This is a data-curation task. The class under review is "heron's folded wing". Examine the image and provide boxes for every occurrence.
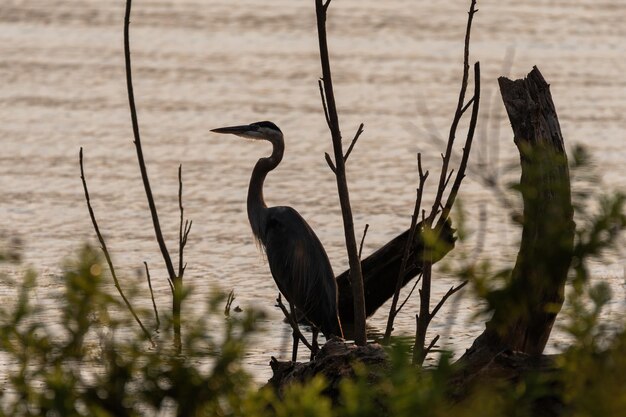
[263,206,335,318]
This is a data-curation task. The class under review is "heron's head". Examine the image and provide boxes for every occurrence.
[211,121,283,142]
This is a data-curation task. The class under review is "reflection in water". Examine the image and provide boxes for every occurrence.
[0,0,625,381]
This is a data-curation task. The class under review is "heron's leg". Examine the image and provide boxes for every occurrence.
[289,302,299,362]
[310,327,319,360]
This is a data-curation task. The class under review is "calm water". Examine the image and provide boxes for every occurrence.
[1,0,625,381]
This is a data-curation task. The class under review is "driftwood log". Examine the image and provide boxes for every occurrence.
[461,66,575,369]
[336,221,455,324]
[268,338,388,399]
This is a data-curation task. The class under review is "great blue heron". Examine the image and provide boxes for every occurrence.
[211,121,343,346]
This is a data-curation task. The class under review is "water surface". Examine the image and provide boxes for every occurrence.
[1,0,625,381]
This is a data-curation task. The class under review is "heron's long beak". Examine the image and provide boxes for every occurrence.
[210,125,255,135]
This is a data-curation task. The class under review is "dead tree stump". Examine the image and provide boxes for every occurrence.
[462,66,575,367]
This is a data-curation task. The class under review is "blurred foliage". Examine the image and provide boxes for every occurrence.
[0,234,22,263]
[0,214,625,417]
[0,144,625,416]
[445,145,625,324]
[0,245,262,417]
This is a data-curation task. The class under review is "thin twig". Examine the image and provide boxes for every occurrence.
[430,281,469,319]
[425,0,478,227]
[325,152,337,174]
[437,62,481,229]
[318,79,331,129]
[397,272,423,314]
[80,148,153,344]
[344,123,364,162]
[443,169,455,191]
[178,165,192,280]
[460,96,475,115]
[276,294,313,351]
[383,153,428,342]
[178,165,184,280]
[414,0,478,365]
[224,290,235,316]
[423,334,440,357]
[124,0,177,284]
[167,276,174,294]
[413,312,421,364]
[144,261,160,331]
[358,223,369,259]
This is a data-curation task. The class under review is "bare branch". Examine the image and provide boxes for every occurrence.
[80,148,153,344]
[417,153,427,178]
[383,153,428,342]
[318,79,331,129]
[344,123,364,162]
[276,294,313,351]
[224,290,236,316]
[124,0,177,284]
[144,261,160,331]
[437,62,481,229]
[397,272,423,314]
[430,281,469,320]
[315,0,367,345]
[424,334,440,357]
[460,96,475,115]
[324,152,337,174]
[425,0,478,227]
[178,165,185,280]
[177,165,193,281]
[185,220,192,240]
[443,169,455,191]
[414,0,478,366]
[182,220,188,246]
[358,223,369,259]
[126,0,188,353]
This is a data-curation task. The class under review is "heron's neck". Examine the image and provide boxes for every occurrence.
[247,136,284,239]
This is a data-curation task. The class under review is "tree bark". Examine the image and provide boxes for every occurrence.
[462,67,575,365]
[314,0,368,345]
[336,221,455,324]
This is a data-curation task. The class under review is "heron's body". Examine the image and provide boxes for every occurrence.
[212,121,342,338]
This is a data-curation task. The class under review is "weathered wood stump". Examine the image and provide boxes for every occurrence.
[461,66,575,368]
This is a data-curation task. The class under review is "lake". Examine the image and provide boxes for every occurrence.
[1,0,624,381]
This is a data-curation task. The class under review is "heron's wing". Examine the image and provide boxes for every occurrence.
[262,206,338,331]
